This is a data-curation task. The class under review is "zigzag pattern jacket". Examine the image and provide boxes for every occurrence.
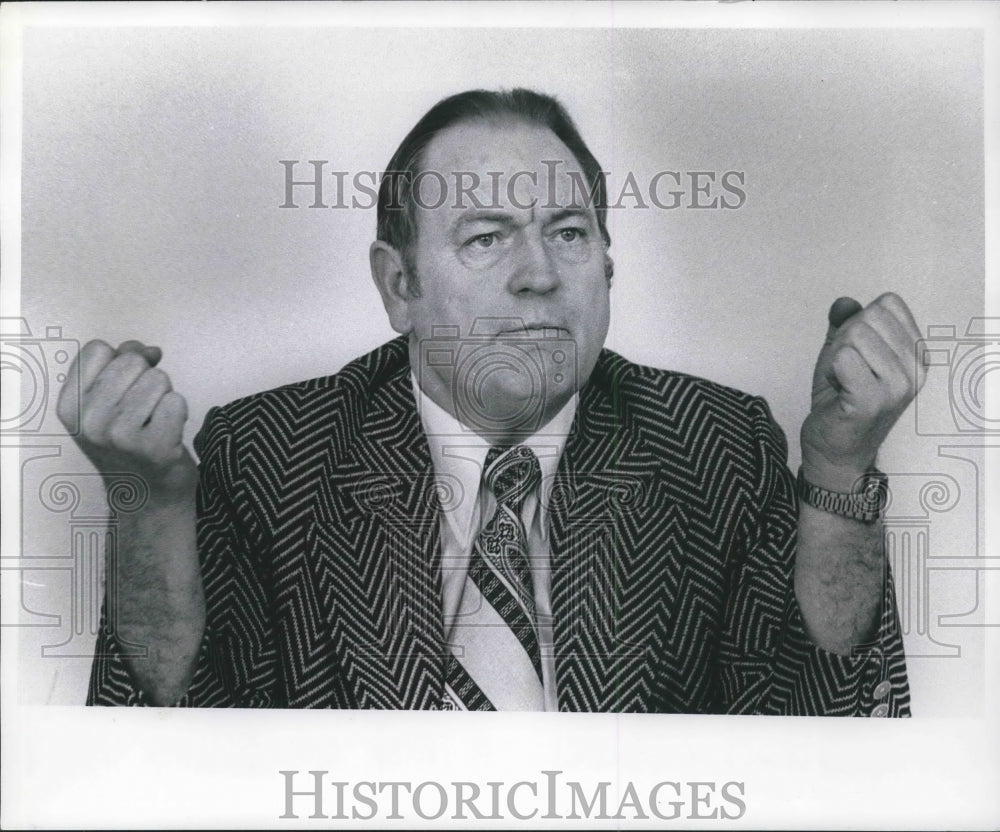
[89,336,910,715]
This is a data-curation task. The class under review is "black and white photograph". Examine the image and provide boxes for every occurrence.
[2,2,997,828]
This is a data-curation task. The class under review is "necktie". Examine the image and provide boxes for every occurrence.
[443,445,544,711]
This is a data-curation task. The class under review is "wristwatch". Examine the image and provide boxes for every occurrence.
[796,467,888,523]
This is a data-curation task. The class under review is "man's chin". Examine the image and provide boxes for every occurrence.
[457,383,573,440]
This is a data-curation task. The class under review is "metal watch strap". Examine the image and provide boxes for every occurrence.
[796,467,888,523]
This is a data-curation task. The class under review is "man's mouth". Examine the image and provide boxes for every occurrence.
[496,324,568,338]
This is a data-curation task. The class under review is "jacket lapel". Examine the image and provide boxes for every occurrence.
[549,352,689,712]
[310,360,446,709]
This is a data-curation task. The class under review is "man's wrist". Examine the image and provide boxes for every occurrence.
[799,454,876,493]
[797,466,888,523]
[101,457,198,511]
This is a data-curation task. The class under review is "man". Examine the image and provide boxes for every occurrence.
[59,89,925,713]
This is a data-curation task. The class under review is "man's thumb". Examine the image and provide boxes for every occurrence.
[116,340,163,367]
[826,296,863,340]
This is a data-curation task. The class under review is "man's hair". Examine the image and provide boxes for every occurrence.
[376,88,612,288]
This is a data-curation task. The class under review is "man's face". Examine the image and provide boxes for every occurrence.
[399,118,611,439]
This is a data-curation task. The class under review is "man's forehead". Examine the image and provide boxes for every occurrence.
[420,119,586,181]
[415,118,593,216]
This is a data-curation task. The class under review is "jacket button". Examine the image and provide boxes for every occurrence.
[873,680,891,699]
[870,703,890,717]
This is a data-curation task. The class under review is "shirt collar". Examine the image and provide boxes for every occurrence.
[412,372,577,547]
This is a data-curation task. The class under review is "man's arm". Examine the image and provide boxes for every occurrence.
[794,500,883,655]
[58,340,205,705]
[795,293,926,655]
[717,393,908,716]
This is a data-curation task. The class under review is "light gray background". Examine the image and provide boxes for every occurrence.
[16,26,986,713]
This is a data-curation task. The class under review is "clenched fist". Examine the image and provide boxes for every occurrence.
[801,292,926,492]
[57,339,197,500]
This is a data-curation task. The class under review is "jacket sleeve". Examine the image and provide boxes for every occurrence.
[87,406,278,707]
[717,396,910,717]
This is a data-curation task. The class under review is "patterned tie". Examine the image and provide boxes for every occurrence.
[443,445,544,711]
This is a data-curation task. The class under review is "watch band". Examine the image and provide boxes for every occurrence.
[796,467,888,523]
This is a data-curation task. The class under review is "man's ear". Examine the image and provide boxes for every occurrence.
[370,240,416,335]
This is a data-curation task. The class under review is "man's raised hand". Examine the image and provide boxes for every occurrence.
[57,339,197,499]
[801,292,926,492]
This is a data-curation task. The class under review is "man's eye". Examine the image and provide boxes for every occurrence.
[555,228,586,243]
[468,233,497,249]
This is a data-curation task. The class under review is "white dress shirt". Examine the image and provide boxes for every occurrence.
[412,374,577,711]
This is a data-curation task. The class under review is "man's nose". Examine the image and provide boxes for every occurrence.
[506,233,560,295]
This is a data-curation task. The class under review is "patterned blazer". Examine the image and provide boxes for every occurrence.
[89,336,910,715]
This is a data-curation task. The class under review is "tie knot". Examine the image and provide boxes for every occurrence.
[484,445,540,509]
